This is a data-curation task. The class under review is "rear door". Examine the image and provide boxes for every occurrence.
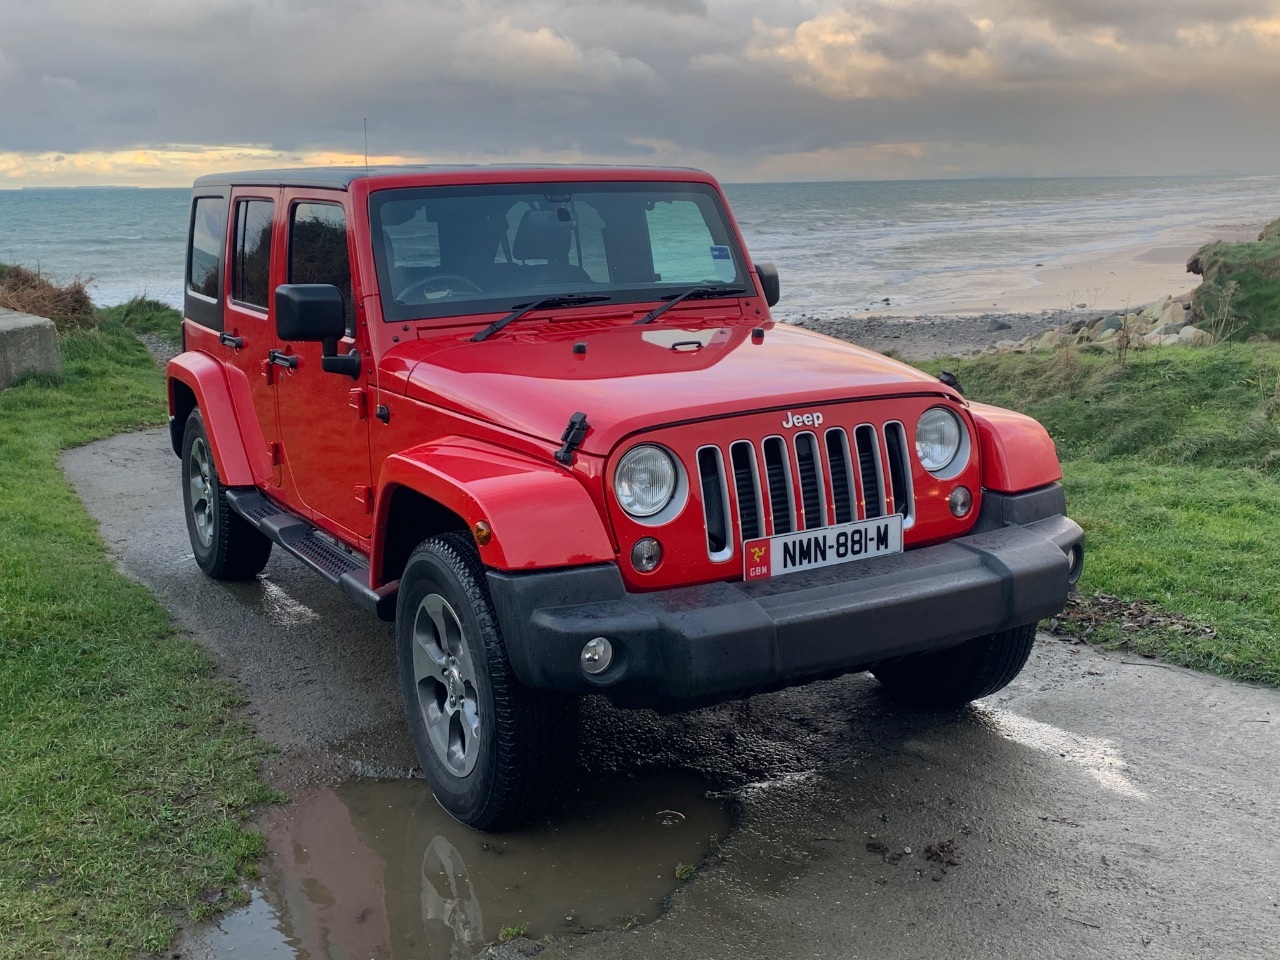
[222,189,284,488]
[273,190,374,544]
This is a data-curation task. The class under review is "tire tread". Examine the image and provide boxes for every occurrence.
[872,624,1037,708]
[398,531,578,831]
[182,409,272,581]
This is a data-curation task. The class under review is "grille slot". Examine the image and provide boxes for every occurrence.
[884,422,913,520]
[794,432,825,530]
[730,441,762,541]
[825,429,855,525]
[762,437,794,535]
[697,446,733,560]
[854,425,884,518]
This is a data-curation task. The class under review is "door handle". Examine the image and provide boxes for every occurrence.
[268,349,299,370]
[219,331,245,349]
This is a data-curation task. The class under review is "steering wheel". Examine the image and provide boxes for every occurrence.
[398,274,483,303]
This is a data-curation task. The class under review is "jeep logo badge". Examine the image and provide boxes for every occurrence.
[781,411,824,429]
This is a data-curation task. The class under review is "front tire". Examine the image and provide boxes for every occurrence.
[871,624,1038,708]
[396,531,579,831]
[180,408,272,580]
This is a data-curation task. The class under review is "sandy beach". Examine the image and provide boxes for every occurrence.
[791,220,1265,361]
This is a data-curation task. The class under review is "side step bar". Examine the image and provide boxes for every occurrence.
[226,489,398,621]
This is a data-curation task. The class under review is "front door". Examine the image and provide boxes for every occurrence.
[272,191,374,544]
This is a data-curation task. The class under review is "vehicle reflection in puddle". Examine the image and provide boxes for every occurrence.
[186,771,730,959]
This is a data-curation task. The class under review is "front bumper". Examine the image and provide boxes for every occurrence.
[487,485,1083,711]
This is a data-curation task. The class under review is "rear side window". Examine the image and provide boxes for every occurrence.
[290,202,354,335]
[188,197,226,300]
[232,199,274,311]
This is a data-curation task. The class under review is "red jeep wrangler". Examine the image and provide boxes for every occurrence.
[168,165,1083,829]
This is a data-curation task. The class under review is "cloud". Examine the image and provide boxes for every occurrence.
[0,0,1279,184]
[748,1,1280,99]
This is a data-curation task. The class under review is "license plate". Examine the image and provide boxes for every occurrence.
[743,515,903,581]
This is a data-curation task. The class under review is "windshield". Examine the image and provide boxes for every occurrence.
[369,181,750,322]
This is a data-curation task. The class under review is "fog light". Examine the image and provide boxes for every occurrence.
[948,486,973,517]
[631,537,663,573]
[581,637,613,675]
[1067,544,1084,584]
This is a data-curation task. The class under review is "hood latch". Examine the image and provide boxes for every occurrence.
[555,412,590,466]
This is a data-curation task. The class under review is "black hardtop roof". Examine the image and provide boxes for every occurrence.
[192,163,707,191]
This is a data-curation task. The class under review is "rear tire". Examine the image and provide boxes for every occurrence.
[181,408,272,580]
[396,531,579,831]
[872,624,1038,708]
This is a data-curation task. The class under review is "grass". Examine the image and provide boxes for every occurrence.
[923,344,1280,685]
[499,923,529,942]
[0,264,97,332]
[98,296,183,348]
[1189,216,1280,341]
[0,304,275,959]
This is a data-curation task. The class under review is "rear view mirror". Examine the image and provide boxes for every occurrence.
[755,262,780,307]
[274,284,361,378]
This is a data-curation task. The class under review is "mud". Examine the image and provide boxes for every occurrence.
[62,431,1280,960]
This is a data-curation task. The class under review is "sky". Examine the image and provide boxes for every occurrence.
[2,0,1279,187]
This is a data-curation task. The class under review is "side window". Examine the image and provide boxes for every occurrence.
[290,202,354,335]
[646,200,730,284]
[232,199,274,311]
[188,197,226,301]
[382,203,442,270]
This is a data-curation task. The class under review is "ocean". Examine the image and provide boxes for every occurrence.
[3,175,1279,319]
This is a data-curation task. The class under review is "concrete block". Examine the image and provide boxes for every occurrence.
[0,308,61,389]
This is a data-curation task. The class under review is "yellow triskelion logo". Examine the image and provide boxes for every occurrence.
[750,544,769,563]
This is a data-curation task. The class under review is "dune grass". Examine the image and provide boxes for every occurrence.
[99,296,183,347]
[924,344,1280,685]
[1189,216,1280,341]
[0,313,275,959]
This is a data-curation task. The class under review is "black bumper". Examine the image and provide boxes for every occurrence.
[487,485,1083,711]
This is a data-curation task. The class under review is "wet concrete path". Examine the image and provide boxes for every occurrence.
[64,430,1280,960]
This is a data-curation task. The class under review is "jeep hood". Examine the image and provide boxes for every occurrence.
[389,320,955,455]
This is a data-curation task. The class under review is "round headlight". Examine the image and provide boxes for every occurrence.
[615,445,677,518]
[916,408,963,473]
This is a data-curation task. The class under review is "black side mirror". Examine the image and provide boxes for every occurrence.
[275,284,361,378]
[755,262,780,307]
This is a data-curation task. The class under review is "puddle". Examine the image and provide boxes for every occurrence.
[182,772,730,959]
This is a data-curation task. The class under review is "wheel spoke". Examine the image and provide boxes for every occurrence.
[411,591,481,777]
[187,438,214,548]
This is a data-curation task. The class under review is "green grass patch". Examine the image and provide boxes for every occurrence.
[1189,216,1280,341]
[923,344,1280,685]
[99,296,183,348]
[0,319,275,959]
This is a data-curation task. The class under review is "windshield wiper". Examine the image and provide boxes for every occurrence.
[634,285,747,325]
[471,294,613,342]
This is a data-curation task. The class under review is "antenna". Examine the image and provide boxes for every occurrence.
[363,118,369,174]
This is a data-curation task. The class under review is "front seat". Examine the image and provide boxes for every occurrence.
[512,208,591,285]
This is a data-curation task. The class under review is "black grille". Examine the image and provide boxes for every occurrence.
[695,419,908,559]
[698,447,728,554]
[826,430,854,525]
[884,423,911,518]
[731,442,762,541]
[762,437,793,535]
[794,433,823,530]
[855,425,883,518]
